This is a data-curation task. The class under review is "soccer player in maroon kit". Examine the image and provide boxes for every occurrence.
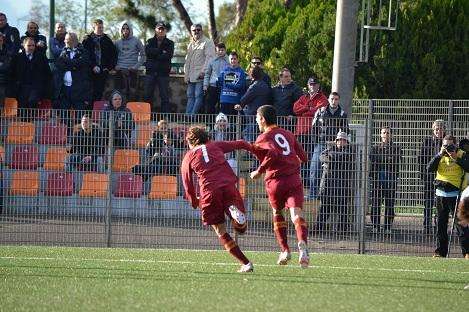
[181,126,253,272]
[250,105,310,267]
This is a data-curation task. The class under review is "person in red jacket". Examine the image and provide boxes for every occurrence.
[181,126,253,272]
[293,77,328,149]
[250,105,310,268]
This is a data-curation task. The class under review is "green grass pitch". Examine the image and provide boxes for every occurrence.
[0,246,468,311]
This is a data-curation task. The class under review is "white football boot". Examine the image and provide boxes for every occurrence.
[229,205,246,225]
[298,241,310,268]
[238,262,254,273]
[277,250,292,265]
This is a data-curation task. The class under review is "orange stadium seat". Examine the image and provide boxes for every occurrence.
[112,149,139,172]
[43,147,68,171]
[6,122,35,144]
[135,124,154,148]
[0,146,4,163]
[239,177,246,199]
[3,97,18,118]
[126,102,151,124]
[79,173,109,198]
[10,171,40,196]
[148,175,177,200]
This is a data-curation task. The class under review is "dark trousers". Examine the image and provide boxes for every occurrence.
[57,86,89,129]
[423,181,436,228]
[370,184,396,230]
[204,85,219,114]
[143,73,170,113]
[220,102,237,116]
[435,195,469,257]
[114,69,139,101]
[17,85,40,119]
[91,71,109,101]
[316,194,350,232]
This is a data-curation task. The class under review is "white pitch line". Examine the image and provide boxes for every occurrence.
[0,256,468,275]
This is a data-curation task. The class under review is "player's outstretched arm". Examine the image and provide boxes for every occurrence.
[214,140,253,154]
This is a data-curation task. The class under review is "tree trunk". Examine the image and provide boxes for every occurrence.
[172,0,193,34]
[235,0,248,26]
[207,0,218,43]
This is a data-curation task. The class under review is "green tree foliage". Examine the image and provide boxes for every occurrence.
[226,0,468,98]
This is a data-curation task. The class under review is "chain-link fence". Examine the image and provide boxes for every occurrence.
[0,99,468,257]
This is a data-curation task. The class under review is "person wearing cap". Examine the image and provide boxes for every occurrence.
[143,21,174,113]
[114,20,146,101]
[211,112,238,172]
[308,91,349,200]
[418,119,446,233]
[314,130,356,235]
[184,24,216,115]
[0,13,20,57]
[203,42,228,114]
[369,126,402,234]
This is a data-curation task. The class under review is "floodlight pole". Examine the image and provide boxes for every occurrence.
[49,0,55,57]
[331,0,359,116]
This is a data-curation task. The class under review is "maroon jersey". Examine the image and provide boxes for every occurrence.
[181,140,250,209]
[252,126,307,181]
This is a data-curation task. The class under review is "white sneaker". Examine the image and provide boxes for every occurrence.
[298,241,310,268]
[229,205,246,225]
[238,262,253,273]
[277,250,292,265]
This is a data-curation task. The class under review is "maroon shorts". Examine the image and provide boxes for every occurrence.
[266,174,304,210]
[199,183,245,225]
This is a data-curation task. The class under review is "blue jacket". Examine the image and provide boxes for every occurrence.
[240,79,271,115]
[218,66,247,104]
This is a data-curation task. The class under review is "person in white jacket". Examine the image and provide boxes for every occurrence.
[184,24,215,115]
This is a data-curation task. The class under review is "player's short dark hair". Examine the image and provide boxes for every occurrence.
[186,126,209,146]
[216,42,226,49]
[257,105,277,126]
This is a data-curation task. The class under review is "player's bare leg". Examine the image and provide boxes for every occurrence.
[290,207,310,268]
[272,208,291,265]
[212,223,253,272]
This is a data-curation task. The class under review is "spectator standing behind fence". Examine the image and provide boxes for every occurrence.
[143,22,174,113]
[211,112,238,173]
[308,91,349,200]
[20,22,47,57]
[314,131,355,235]
[203,42,228,114]
[272,68,302,121]
[248,56,271,87]
[12,37,51,117]
[236,66,272,143]
[54,33,92,123]
[0,33,14,106]
[49,22,66,62]
[370,126,402,234]
[418,119,446,233]
[114,21,145,102]
[82,19,117,102]
[184,24,215,115]
[104,90,134,148]
[0,13,20,57]
[426,135,469,258]
[68,114,106,172]
[293,77,328,154]
[218,51,247,116]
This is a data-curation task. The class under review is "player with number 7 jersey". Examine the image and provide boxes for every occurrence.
[181,126,254,272]
[250,105,310,268]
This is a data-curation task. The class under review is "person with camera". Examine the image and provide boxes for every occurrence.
[426,135,469,258]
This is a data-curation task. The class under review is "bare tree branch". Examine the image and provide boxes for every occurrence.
[207,0,218,43]
[235,0,248,26]
[171,0,193,34]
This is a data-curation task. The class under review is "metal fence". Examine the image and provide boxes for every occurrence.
[0,99,468,257]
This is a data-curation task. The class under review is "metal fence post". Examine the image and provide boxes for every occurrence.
[448,100,454,134]
[105,111,114,247]
[359,99,374,254]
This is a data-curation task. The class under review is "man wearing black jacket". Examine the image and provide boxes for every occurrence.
[143,21,174,113]
[0,13,20,57]
[427,135,469,258]
[12,37,51,116]
[82,19,117,102]
[20,22,47,56]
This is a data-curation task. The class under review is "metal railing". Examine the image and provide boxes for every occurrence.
[0,99,467,257]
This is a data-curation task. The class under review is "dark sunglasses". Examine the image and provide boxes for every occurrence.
[251,61,261,65]
[192,29,202,32]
